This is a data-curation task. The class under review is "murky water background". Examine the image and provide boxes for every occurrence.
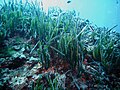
[0,0,120,32]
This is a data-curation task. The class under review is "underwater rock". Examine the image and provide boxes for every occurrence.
[1,50,27,69]
[11,76,27,90]
[29,57,38,61]
[20,47,25,53]
[5,57,27,69]
[12,52,26,59]
[12,45,21,51]
[31,74,39,81]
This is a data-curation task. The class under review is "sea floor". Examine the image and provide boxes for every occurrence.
[0,35,120,90]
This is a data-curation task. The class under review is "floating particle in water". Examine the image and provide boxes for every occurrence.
[116,0,119,4]
[67,0,71,3]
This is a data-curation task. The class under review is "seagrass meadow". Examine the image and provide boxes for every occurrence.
[0,0,120,90]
